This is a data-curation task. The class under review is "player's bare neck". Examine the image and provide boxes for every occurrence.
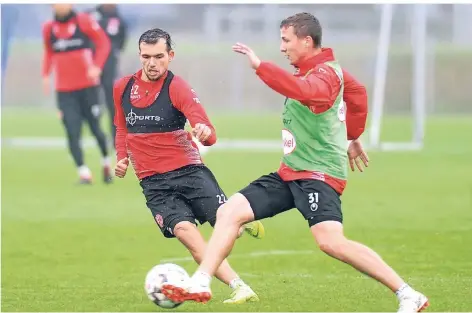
[295,48,323,68]
[140,73,151,83]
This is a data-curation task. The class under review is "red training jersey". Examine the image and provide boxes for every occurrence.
[42,12,111,92]
[113,70,217,180]
[255,48,368,195]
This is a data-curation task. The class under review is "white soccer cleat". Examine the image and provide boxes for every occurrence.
[397,291,429,313]
[161,278,212,304]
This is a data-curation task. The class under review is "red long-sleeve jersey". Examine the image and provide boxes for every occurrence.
[255,48,368,194]
[42,12,111,92]
[114,70,217,180]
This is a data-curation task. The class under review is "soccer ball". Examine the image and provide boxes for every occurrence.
[144,263,189,309]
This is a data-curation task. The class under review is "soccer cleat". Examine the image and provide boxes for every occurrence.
[77,166,92,185]
[103,166,113,184]
[78,176,92,185]
[223,285,259,304]
[243,221,265,239]
[397,291,429,313]
[161,280,212,304]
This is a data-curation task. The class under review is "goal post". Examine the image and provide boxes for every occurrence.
[366,4,428,152]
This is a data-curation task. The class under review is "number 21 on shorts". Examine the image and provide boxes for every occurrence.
[308,192,319,212]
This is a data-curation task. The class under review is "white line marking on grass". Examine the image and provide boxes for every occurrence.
[160,249,314,263]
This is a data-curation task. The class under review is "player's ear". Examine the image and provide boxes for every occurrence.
[168,50,175,62]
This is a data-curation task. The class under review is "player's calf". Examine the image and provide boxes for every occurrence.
[311,221,429,312]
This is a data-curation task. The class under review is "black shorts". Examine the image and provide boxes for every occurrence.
[139,164,227,238]
[56,87,102,122]
[239,172,342,227]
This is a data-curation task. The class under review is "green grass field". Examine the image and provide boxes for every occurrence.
[2,109,472,312]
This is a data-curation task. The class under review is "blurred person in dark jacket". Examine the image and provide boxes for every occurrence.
[88,4,128,146]
[42,4,112,184]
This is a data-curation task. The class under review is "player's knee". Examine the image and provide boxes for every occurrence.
[173,221,197,240]
[215,206,242,227]
[311,221,347,256]
[215,205,231,223]
[216,193,252,227]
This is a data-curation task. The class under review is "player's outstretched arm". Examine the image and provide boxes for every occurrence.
[169,76,217,146]
[255,61,333,102]
[232,42,332,102]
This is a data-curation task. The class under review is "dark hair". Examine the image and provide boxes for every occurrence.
[138,28,173,51]
[280,12,322,47]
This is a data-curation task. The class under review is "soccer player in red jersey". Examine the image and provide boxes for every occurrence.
[161,13,429,313]
[113,28,264,304]
[42,4,112,184]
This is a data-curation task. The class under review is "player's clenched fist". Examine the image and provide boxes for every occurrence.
[192,123,212,143]
[115,157,129,178]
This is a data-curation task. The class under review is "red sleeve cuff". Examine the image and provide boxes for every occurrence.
[116,154,127,161]
[201,131,217,146]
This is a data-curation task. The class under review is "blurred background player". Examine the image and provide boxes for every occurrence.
[113,28,264,304]
[87,4,128,146]
[161,13,429,313]
[42,4,112,184]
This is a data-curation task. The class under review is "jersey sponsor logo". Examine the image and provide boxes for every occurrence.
[52,38,85,51]
[126,109,163,126]
[282,129,296,155]
[338,101,346,122]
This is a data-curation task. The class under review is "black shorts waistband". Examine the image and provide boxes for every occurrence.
[140,164,207,183]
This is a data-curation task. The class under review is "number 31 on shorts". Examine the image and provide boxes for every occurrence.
[308,192,319,212]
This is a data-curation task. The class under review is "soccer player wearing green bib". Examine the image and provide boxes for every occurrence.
[161,13,429,312]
